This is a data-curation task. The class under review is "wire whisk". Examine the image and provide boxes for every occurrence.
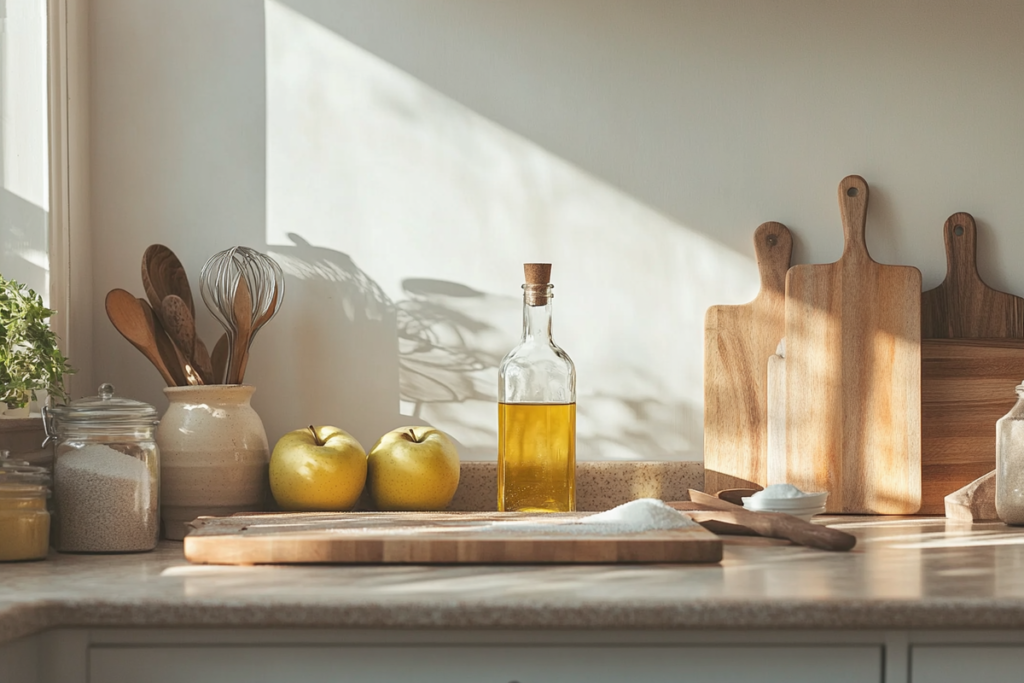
[200,246,285,384]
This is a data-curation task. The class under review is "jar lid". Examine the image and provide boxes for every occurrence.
[45,383,158,427]
[0,450,49,487]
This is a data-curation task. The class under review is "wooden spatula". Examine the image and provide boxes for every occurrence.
[704,222,792,493]
[161,294,213,384]
[784,175,922,514]
[105,289,186,387]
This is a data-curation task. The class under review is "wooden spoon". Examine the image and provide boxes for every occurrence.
[683,490,857,552]
[160,295,213,384]
[105,289,186,387]
[237,283,279,382]
[211,333,229,384]
[226,276,253,384]
[142,245,196,319]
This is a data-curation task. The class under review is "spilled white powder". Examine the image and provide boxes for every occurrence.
[490,498,698,535]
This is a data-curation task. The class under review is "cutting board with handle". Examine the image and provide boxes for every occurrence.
[704,222,792,494]
[184,511,723,565]
[784,175,922,514]
[919,213,1024,513]
[921,212,1024,338]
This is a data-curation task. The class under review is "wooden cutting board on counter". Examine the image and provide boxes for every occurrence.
[919,213,1024,513]
[704,222,792,493]
[184,512,724,565]
[784,175,922,514]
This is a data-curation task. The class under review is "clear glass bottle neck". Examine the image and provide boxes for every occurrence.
[522,284,554,342]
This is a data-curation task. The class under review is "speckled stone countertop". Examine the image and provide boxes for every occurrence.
[5,516,1024,643]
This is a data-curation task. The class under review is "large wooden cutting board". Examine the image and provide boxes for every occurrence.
[184,512,724,565]
[704,222,792,493]
[784,175,922,514]
[919,213,1024,513]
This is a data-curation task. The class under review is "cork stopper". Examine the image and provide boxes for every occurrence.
[523,263,553,305]
[524,263,551,285]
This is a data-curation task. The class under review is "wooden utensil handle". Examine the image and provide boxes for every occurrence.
[683,490,856,551]
[754,222,793,296]
[838,175,870,259]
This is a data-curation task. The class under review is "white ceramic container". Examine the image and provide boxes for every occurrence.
[156,385,269,540]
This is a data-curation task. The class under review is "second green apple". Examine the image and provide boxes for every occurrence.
[368,426,460,511]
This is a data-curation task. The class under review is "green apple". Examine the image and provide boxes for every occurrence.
[270,425,367,511]
[367,426,460,511]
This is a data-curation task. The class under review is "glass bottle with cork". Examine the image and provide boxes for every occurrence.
[498,263,576,512]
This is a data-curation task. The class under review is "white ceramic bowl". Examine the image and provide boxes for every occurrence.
[742,491,828,509]
[742,495,829,521]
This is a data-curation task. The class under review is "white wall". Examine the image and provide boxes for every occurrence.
[87,0,1024,461]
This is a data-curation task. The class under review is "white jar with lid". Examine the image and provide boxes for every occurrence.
[44,383,160,552]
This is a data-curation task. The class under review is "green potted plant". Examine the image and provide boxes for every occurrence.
[0,273,74,416]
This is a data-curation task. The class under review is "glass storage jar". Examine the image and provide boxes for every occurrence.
[997,381,1024,525]
[43,383,160,552]
[0,450,51,561]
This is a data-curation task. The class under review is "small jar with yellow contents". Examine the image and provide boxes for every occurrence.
[0,450,51,562]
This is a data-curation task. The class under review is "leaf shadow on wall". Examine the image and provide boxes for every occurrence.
[254,234,700,462]
[261,233,513,453]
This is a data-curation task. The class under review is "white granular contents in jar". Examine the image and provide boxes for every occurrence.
[490,499,699,536]
[55,444,157,552]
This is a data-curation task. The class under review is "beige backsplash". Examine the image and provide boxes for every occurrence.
[448,461,704,512]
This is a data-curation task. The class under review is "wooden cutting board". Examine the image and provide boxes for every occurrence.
[919,213,1024,513]
[184,512,724,565]
[921,212,1024,338]
[784,175,922,514]
[704,222,792,493]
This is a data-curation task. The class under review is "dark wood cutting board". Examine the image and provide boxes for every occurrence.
[919,213,1024,513]
[184,512,723,565]
[921,213,1024,338]
[704,222,792,493]
[784,175,922,514]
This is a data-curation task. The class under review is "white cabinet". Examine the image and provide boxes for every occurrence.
[89,644,883,683]
[912,646,1024,682]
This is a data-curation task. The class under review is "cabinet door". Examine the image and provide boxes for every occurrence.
[90,644,882,683]
[912,646,1024,681]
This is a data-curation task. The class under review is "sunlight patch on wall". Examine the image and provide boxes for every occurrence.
[0,0,50,301]
[265,0,756,461]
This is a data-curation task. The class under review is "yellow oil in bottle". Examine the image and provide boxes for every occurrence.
[498,402,576,512]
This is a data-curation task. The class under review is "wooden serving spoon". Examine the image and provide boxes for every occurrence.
[106,289,187,387]
[142,245,196,319]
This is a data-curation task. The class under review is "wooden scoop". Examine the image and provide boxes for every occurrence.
[676,490,857,552]
[106,289,187,387]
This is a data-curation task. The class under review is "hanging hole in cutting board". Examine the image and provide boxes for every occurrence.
[954,224,965,236]
[846,187,858,197]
